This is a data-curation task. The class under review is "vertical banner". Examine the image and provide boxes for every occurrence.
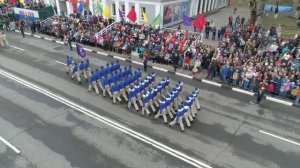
[163,4,172,25]
[76,44,87,58]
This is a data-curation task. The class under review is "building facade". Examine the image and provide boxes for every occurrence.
[55,0,228,27]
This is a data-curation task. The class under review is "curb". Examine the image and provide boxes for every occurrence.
[13,30,299,108]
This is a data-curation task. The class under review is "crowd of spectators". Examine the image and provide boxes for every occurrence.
[40,11,114,46]
[185,15,300,102]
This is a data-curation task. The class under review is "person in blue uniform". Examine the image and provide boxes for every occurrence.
[154,98,168,124]
[71,63,81,84]
[102,75,109,96]
[182,104,192,129]
[79,61,85,81]
[128,86,139,111]
[194,88,201,110]
[117,80,127,102]
[165,94,174,119]
[83,59,90,80]
[88,71,99,94]
[135,82,143,107]
[169,106,185,131]
[111,82,120,104]
[184,96,194,121]
[65,56,73,74]
[148,89,156,112]
[142,90,150,116]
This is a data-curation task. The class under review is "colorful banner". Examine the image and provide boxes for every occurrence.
[13,7,39,18]
[163,1,189,25]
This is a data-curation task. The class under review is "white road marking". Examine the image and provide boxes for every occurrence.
[55,60,67,66]
[153,66,168,72]
[56,41,64,45]
[201,79,222,87]
[0,68,211,168]
[8,45,25,51]
[132,61,143,66]
[44,37,52,41]
[114,56,126,61]
[84,48,92,52]
[232,88,255,96]
[33,35,41,38]
[0,136,21,154]
[266,96,293,106]
[24,32,31,35]
[259,130,300,146]
[96,51,108,56]
[175,72,193,79]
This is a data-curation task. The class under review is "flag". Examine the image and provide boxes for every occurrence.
[77,2,84,13]
[193,13,207,31]
[72,0,78,12]
[76,44,86,58]
[96,0,103,13]
[142,12,148,23]
[127,7,137,22]
[118,8,123,20]
[103,4,111,18]
[19,0,24,4]
[183,14,192,26]
[151,14,162,26]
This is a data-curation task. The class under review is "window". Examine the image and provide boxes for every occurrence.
[121,4,125,16]
[112,3,116,15]
[141,7,146,20]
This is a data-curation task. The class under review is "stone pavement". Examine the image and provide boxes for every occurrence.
[170,5,251,48]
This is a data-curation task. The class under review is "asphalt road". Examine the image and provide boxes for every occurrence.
[0,32,300,168]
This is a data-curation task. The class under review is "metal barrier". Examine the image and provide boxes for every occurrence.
[182,33,203,67]
[161,27,201,36]
[40,15,57,25]
[94,21,118,39]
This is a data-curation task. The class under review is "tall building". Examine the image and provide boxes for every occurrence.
[55,0,228,27]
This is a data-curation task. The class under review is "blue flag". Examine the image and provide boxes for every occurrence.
[76,44,86,58]
[183,14,192,26]
[77,3,85,14]
[118,8,123,20]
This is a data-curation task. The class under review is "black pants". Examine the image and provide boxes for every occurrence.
[143,61,147,72]
[68,41,72,51]
[20,29,25,37]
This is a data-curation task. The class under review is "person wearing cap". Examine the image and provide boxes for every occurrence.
[151,73,156,87]
[152,86,160,108]
[165,94,174,119]
[117,80,127,102]
[135,82,143,106]
[184,97,194,122]
[154,98,168,123]
[83,59,90,80]
[79,61,85,81]
[88,71,99,94]
[142,90,151,116]
[102,75,109,96]
[182,104,192,128]
[65,56,73,74]
[111,82,120,104]
[128,86,139,111]
[71,62,81,84]
[169,106,185,131]
[193,88,201,110]
[148,89,156,112]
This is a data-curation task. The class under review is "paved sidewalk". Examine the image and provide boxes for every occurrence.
[170,5,250,48]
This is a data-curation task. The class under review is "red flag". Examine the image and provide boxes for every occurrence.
[72,0,78,12]
[127,7,137,22]
[193,13,207,31]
